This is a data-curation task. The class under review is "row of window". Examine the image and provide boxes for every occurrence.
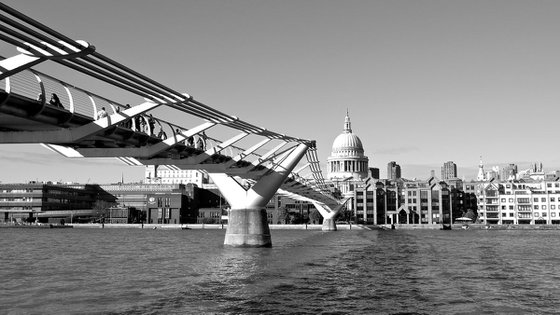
[0,189,36,193]
[0,197,34,202]
[482,197,560,204]
[481,212,559,218]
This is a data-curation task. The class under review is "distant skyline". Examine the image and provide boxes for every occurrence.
[2,0,560,184]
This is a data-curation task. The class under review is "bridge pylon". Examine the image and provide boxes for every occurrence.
[209,143,309,247]
[312,199,350,231]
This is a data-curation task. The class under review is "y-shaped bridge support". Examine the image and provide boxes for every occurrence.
[209,143,308,247]
[312,199,350,231]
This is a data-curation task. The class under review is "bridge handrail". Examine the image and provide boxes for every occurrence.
[1,66,265,162]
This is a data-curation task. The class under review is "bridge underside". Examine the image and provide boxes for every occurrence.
[0,91,340,247]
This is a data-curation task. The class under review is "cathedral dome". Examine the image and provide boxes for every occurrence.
[332,132,364,154]
[330,111,365,157]
[327,111,369,182]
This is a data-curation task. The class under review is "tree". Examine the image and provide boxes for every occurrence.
[309,209,323,224]
[288,212,304,224]
[337,207,354,223]
[276,207,289,224]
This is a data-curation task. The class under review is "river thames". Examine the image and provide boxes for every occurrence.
[2,227,560,314]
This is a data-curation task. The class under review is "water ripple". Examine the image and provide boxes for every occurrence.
[2,229,560,314]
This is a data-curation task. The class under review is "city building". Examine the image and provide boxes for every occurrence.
[354,177,476,225]
[0,181,219,225]
[100,183,202,224]
[0,182,114,223]
[387,161,401,180]
[500,164,518,181]
[475,178,560,225]
[441,161,457,180]
[144,165,208,186]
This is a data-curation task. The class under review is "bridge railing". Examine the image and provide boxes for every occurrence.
[1,65,267,164]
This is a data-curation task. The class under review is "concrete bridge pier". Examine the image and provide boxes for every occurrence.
[224,208,271,246]
[313,199,349,232]
[209,143,308,247]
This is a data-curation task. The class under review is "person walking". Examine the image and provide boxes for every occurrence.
[97,107,108,119]
[49,93,63,108]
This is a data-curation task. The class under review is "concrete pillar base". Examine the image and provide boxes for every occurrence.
[224,208,271,247]
[322,218,337,231]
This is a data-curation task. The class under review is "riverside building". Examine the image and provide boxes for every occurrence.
[353,177,476,225]
[0,182,114,223]
[475,179,560,225]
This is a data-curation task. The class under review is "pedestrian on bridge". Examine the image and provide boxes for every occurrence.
[123,104,132,129]
[148,114,156,136]
[49,93,63,108]
[97,107,108,119]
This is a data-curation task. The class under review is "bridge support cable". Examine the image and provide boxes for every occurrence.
[208,143,308,247]
[0,3,95,80]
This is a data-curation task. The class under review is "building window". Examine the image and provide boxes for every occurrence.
[543,205,547,210]
[534,205,539,210]
[552,205,556,210]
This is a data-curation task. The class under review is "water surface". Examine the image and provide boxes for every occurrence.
[1,228,560,314]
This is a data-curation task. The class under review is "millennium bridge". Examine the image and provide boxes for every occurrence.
[0,3,348,246]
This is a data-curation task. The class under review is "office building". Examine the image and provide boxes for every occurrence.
[0,182,114,223]
[387,161,401,180]
[441,161,457,180]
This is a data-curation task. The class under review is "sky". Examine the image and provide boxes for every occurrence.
[2,0,560,184]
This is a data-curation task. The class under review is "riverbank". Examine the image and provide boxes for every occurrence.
[61,223,379,230]
[385,223,560,230]
[4,222,559,230]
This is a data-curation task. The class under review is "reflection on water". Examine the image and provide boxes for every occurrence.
[1,228,560,314]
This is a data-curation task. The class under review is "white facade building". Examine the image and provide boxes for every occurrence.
[476,179,560,224]
[144,165,208,187]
